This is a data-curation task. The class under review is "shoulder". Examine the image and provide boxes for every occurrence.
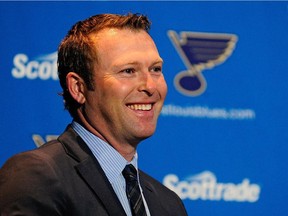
[0,139,66,192]
[0,140,69,214]
[1,139,65,173]
[1,139,61,167]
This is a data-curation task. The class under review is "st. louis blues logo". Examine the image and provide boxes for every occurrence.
[168,30,238,96]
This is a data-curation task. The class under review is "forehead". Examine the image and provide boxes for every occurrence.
[90,28,154,47]
[90,28,161,66]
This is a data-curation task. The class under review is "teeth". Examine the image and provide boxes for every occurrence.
[127,104,152,111]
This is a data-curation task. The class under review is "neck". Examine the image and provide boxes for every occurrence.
[74,111,138,162]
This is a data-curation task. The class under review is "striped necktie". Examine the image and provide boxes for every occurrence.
[122,164,147,216]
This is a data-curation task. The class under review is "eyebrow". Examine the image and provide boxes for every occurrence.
[152,59,164,65]
[113,59,163,69]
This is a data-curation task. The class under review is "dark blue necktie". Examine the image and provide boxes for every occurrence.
[122,164,147,216]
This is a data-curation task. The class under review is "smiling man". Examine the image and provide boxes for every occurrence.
[0,13,188,216]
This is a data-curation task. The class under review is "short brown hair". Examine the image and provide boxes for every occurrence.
[58,13,151,118]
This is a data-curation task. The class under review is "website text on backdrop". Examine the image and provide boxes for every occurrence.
[0,13,188,216]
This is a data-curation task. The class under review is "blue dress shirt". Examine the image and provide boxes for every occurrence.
[72,121,150,216]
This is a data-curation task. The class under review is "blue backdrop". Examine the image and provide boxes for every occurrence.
[1,1,288,215]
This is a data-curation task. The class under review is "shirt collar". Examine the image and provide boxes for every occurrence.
[71,121,138,184]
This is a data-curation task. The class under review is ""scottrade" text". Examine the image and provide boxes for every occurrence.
[163,171,260,202]
[12,52,58,80]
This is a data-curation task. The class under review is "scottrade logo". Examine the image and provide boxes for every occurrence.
[163,171,261,202]
[12,52,58,80]
[168,31,238,96]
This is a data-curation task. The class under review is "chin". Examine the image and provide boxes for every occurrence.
[137,131,155,141]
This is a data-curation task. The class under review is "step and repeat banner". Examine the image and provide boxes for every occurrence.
[1,1,287,215]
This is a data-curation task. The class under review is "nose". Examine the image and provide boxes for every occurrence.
[138,71,157,96]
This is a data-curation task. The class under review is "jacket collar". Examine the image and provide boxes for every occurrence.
[140,171,170,215]
[58,125,127,216]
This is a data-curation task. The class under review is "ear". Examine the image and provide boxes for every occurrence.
[66,72,86,104]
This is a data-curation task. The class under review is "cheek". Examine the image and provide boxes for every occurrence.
[103,80,133,100]
[159,78,168,98]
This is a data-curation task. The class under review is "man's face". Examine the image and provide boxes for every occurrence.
[83,28,167,147]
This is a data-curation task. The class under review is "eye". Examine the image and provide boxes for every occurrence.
[151,66,162,73]
[121,68,135,74]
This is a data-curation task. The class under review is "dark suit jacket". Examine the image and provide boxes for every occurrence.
[0,126,188,216]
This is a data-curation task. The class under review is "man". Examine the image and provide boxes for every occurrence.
[0,13,188,215]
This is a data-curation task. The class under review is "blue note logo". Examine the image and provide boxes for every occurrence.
[168,31,238,96]
[32,134,58,147]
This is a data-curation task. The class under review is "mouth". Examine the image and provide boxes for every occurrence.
[127,103,153,111]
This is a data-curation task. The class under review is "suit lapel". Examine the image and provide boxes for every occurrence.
[58,126,126,216]
[75,158,126,216]
[140,174,169,215]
